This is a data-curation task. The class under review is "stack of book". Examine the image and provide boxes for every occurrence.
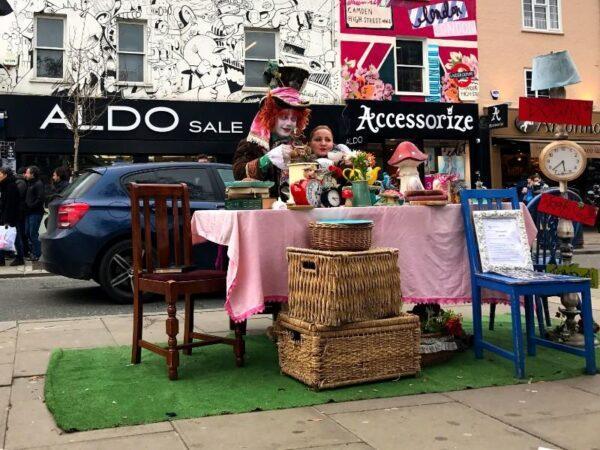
[224,181,274,210]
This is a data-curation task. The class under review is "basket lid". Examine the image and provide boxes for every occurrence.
[316,219,374,226]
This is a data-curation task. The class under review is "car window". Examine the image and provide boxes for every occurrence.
[61,171,102,199]
[216,168,234,184]
[122,168,218,201]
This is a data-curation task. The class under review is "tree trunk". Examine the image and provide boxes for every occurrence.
[73,132,80,175]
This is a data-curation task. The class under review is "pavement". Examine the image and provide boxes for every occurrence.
[2,308,600,450]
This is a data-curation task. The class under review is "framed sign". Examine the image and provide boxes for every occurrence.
[487,104,508,129]
[472,210,533,273]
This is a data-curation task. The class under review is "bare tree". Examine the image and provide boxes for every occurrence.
[52,15,120,175]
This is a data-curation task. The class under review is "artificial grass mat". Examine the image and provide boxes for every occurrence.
[45,317,600,432]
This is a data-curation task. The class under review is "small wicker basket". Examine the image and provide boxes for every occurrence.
[308,221,373,251]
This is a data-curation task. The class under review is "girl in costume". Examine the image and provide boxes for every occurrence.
[232,81,311,199]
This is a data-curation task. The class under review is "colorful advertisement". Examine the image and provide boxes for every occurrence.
[439,47,479,103]
[346,0,394,29]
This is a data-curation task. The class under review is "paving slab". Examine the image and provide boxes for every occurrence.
[314,393,452,415]
[0,386,10,449]
[28,431,187,450]
[0,363,12,386]
[446,382,600,424]
[16,319,117,352]
[173,407,362,450]
[329,401,553,450]
[558,375,600,397]
[4,377,174,449]
[293,444,374,450]
[13,349,52,377]
[0,322,17,333]
[102,314,174,347]
[0,326,17,365]
[520,411,600,450]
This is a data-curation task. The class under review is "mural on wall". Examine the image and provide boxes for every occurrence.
[0,0,339,104]
[339,0,478,102]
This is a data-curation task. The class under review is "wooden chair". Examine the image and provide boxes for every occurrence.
[460,188,596,378]
[129,182,245,380]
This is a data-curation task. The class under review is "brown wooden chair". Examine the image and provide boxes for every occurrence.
[128,182,245,380]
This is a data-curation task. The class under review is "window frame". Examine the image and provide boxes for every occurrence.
[524,68,550,98]
[116,20,147,85]
[394,38,429,96]
[33,14,66,81]
[521,0,563,34]
[243,28,279,92]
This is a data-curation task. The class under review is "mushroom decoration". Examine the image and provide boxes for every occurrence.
[387,141,428,194]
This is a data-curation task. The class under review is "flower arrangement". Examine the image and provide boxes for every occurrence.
[420,309,465,339]
[341,59,394,101]
[342,150,380,183]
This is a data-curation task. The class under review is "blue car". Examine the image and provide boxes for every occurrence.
[41,162,233,303]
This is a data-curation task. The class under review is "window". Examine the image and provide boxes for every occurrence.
[118,22,145,82]
[522,0,561,32]
[35,16,64,78]
[524,69,550,98]
[244,30,277,89]
[122,168,218,202]
[395,39,426,94]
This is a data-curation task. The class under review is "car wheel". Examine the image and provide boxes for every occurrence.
[98,240,135,304]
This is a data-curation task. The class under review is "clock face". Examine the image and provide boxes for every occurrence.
[540,142,586,181]
[321,188,341,207]
[305,180,323,207]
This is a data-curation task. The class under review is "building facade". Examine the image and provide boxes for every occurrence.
[477,0,600,193]
[0,0,482,184]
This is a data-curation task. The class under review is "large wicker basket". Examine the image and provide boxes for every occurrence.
[276,313,421,390]
[308,222,372,251]
[287,247,402,326]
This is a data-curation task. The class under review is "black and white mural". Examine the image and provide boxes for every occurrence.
[0,0,339,103]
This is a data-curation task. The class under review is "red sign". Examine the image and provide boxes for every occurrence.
[519,97,593,126]
[449,63,474,88]
[538,194,599,226]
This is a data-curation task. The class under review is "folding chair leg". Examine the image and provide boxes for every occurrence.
[534,295,546,338]
[489,302,497,331]
[183,294,193,356]
[131,284,143,364]
[165,287,180,380]
[524,295,536,356]
[542,296,552,327]
[472,285,483,359]
[580,289,597,375]
[510,293,525,379]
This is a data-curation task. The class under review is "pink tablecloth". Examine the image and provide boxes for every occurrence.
[191,205,537,322]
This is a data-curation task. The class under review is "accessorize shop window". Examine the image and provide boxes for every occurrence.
[118,22,146,82]
[244,29,277,89]
[522,0,561,32]
[395,39,426,94]
[35,16,65,79]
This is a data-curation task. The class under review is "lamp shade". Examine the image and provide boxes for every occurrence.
[531,51,581,91]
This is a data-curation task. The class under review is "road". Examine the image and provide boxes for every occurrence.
[0,276,225,322]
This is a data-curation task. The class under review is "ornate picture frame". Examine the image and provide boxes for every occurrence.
[472,209,533,273]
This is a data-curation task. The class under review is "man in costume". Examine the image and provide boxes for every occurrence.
[232,65,311,199]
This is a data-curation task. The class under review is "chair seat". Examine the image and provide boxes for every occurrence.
[141,269,226,283]
[476,271,585,285]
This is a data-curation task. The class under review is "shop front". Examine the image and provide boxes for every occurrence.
[0,94,344,179]
[341,100,481,187]
[489,108,600,196]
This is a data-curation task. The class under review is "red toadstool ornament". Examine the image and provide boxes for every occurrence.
[388,141,428,194]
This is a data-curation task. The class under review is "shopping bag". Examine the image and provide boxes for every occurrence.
[0,226,17,252]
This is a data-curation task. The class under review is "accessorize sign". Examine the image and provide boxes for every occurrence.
[343,100,478,140]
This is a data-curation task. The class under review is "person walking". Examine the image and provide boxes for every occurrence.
[24,166,45,262]
[0,167,22,266]
[14,167,28,260]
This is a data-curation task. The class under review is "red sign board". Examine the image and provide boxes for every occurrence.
[449,63,474,88]
[519,97,593,126]
[538,194,599,226]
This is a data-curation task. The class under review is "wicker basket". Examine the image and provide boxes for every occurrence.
[420,333,458,367]
[308,222,373,251]
[276,313,421,390]
[287,247,402,326]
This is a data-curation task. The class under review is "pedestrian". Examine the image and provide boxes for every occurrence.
[197,154,216,163]
[51,166,71,197]
[24,166,45,262]
[0,167,23,266]
[14,167,29,259]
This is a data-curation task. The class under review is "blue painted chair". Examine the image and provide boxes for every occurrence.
[526,188,583,330]
[460,188,596,378]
